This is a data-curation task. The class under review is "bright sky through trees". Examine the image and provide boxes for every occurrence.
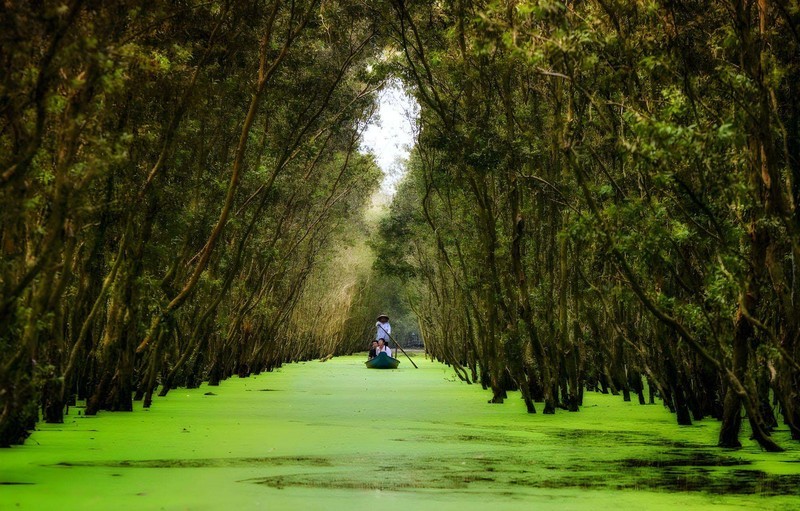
[360,80,419,196]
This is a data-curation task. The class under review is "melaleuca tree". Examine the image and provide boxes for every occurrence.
[382,0,799,451]
[0,0,387,446]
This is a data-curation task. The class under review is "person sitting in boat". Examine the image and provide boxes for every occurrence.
[368,340,379,360]
[376,338,392,357]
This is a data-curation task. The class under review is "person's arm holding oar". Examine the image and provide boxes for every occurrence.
[376,318,418,369]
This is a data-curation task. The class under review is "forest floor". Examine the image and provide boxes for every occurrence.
[1,355,799,510]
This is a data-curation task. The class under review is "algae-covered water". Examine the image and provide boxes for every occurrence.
[2,355,799,510]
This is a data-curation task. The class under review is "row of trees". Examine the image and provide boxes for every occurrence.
[378,0,799,451]
[0,0,385,446]
[4,0,798,453]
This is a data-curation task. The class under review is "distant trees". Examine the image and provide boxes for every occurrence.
[379,0,800,451]
[0,0,383,446]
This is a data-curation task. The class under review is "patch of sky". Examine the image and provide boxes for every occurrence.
[359,78,419,198]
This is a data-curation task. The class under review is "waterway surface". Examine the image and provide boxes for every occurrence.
[1,355,799,510]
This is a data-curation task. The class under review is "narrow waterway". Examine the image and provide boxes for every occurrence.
[1,355,798,510]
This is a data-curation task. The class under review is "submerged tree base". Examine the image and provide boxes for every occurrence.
[1,356,798,510]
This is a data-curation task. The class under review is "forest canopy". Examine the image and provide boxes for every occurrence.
[374,0,800,453]
[1,0,386,446]
[2,0,800,455]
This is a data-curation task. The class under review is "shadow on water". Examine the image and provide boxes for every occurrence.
[241,461,800,496]
[56,450,799,497]
[240,454,800,496]
[620,451,747,468]
[47,455,334,469]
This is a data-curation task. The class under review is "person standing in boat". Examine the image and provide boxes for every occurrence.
[375,314,393,356]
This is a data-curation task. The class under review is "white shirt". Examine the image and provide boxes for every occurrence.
[377,345,392,356]
[376,321,391,341]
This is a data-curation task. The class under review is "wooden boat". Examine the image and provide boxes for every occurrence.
[365,352,400,369]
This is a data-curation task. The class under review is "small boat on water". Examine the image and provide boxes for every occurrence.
[365,352,400,369]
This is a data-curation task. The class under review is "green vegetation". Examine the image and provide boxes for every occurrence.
[1,0,385,445]
[375,0,800,452]
[1,356,798,510]
[2,0,800,494]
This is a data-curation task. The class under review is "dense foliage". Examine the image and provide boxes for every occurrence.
[0,0,384,446]
[3,0,799,453]
[377,0,800,451]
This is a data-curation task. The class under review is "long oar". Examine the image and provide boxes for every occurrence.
[378,323,418,369]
